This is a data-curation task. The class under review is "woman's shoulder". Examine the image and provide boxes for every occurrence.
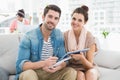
[64,30,69,36]
[86,31,94,38]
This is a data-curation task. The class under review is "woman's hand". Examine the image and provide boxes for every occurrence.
[70,52,85,61]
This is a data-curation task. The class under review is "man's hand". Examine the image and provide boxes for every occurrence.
[44,56,58,67]
[42,56,66,73]
[42,64,63,73]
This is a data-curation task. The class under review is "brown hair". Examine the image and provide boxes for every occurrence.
[43,4,61,17]
[71,5,89,22]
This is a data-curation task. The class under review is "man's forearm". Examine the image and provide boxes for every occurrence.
[23,61,46,71]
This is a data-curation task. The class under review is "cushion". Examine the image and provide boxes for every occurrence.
[98,67,120,80]
[9,75,15,80]
[0,34,19,74]
[94,49,120,69]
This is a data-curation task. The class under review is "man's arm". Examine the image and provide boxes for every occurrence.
[55,61,66,70]
[22,61,46,71]
[16,34,31,74]
[23,56,58,71]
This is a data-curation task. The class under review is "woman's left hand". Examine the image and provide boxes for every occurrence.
[70,52,85,60]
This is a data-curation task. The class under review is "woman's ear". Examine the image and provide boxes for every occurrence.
[84,21,87,24]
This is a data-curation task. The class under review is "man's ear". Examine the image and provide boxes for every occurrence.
[42,15,45,21]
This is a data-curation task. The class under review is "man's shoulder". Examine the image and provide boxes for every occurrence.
[54,28,61,32]
[53,29,63,37]
[24,26,39,38]
[26,26,38,34]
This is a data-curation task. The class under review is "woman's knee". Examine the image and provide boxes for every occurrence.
[85,68,98,80]
[86,68,98,75]
[77,71,85,80]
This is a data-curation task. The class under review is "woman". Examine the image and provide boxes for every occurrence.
[9,9,30,33]
[64,5,99,80]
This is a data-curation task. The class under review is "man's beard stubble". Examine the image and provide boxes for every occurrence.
[44,22,55,31]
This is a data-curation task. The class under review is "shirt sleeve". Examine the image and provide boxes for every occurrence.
[16,34,31,74]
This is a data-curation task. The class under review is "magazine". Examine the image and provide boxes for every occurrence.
[49,48,89,68]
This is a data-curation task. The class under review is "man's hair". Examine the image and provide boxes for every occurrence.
[43,4,61,17]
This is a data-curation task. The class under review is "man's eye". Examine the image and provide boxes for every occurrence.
[55,17,59,20]
[72,17,76,20]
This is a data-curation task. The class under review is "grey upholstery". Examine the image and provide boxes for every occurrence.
[0,34,20,80]
[0,34,120,80]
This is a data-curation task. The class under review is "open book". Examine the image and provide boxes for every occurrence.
[49,48,89,68]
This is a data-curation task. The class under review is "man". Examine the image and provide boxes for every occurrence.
[16,4,77,80]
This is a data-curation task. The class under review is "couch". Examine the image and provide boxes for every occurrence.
[94,49,120,80]
[0,34,20,80]
[0,34,120,80]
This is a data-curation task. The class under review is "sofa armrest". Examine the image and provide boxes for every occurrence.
[0,34,20,75]
[94,49,120,70]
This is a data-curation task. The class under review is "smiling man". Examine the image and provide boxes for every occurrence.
[15,4,77,80]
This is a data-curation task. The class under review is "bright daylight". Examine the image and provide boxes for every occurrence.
[0,0,120,80]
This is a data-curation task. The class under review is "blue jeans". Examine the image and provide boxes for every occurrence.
[0,67,9,80]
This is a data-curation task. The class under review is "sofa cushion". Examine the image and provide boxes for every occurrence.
[98,67,120,80]
[94,49,120,69]
[9,75,15,80]
[0,34,19,75]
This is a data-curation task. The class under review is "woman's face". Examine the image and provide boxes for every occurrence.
[71,13,85,31]
[17,16,23,22]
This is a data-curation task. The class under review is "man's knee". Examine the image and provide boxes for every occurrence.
[19,69,38,80]
[64,67,77,77]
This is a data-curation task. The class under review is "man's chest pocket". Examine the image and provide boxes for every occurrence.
[53,47,60,56]
[30,49,39,62]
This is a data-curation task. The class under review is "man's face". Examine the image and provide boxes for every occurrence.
[42,10,60,31]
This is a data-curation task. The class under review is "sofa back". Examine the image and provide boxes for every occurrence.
[94,36,120,70]
[0,34,20,75]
